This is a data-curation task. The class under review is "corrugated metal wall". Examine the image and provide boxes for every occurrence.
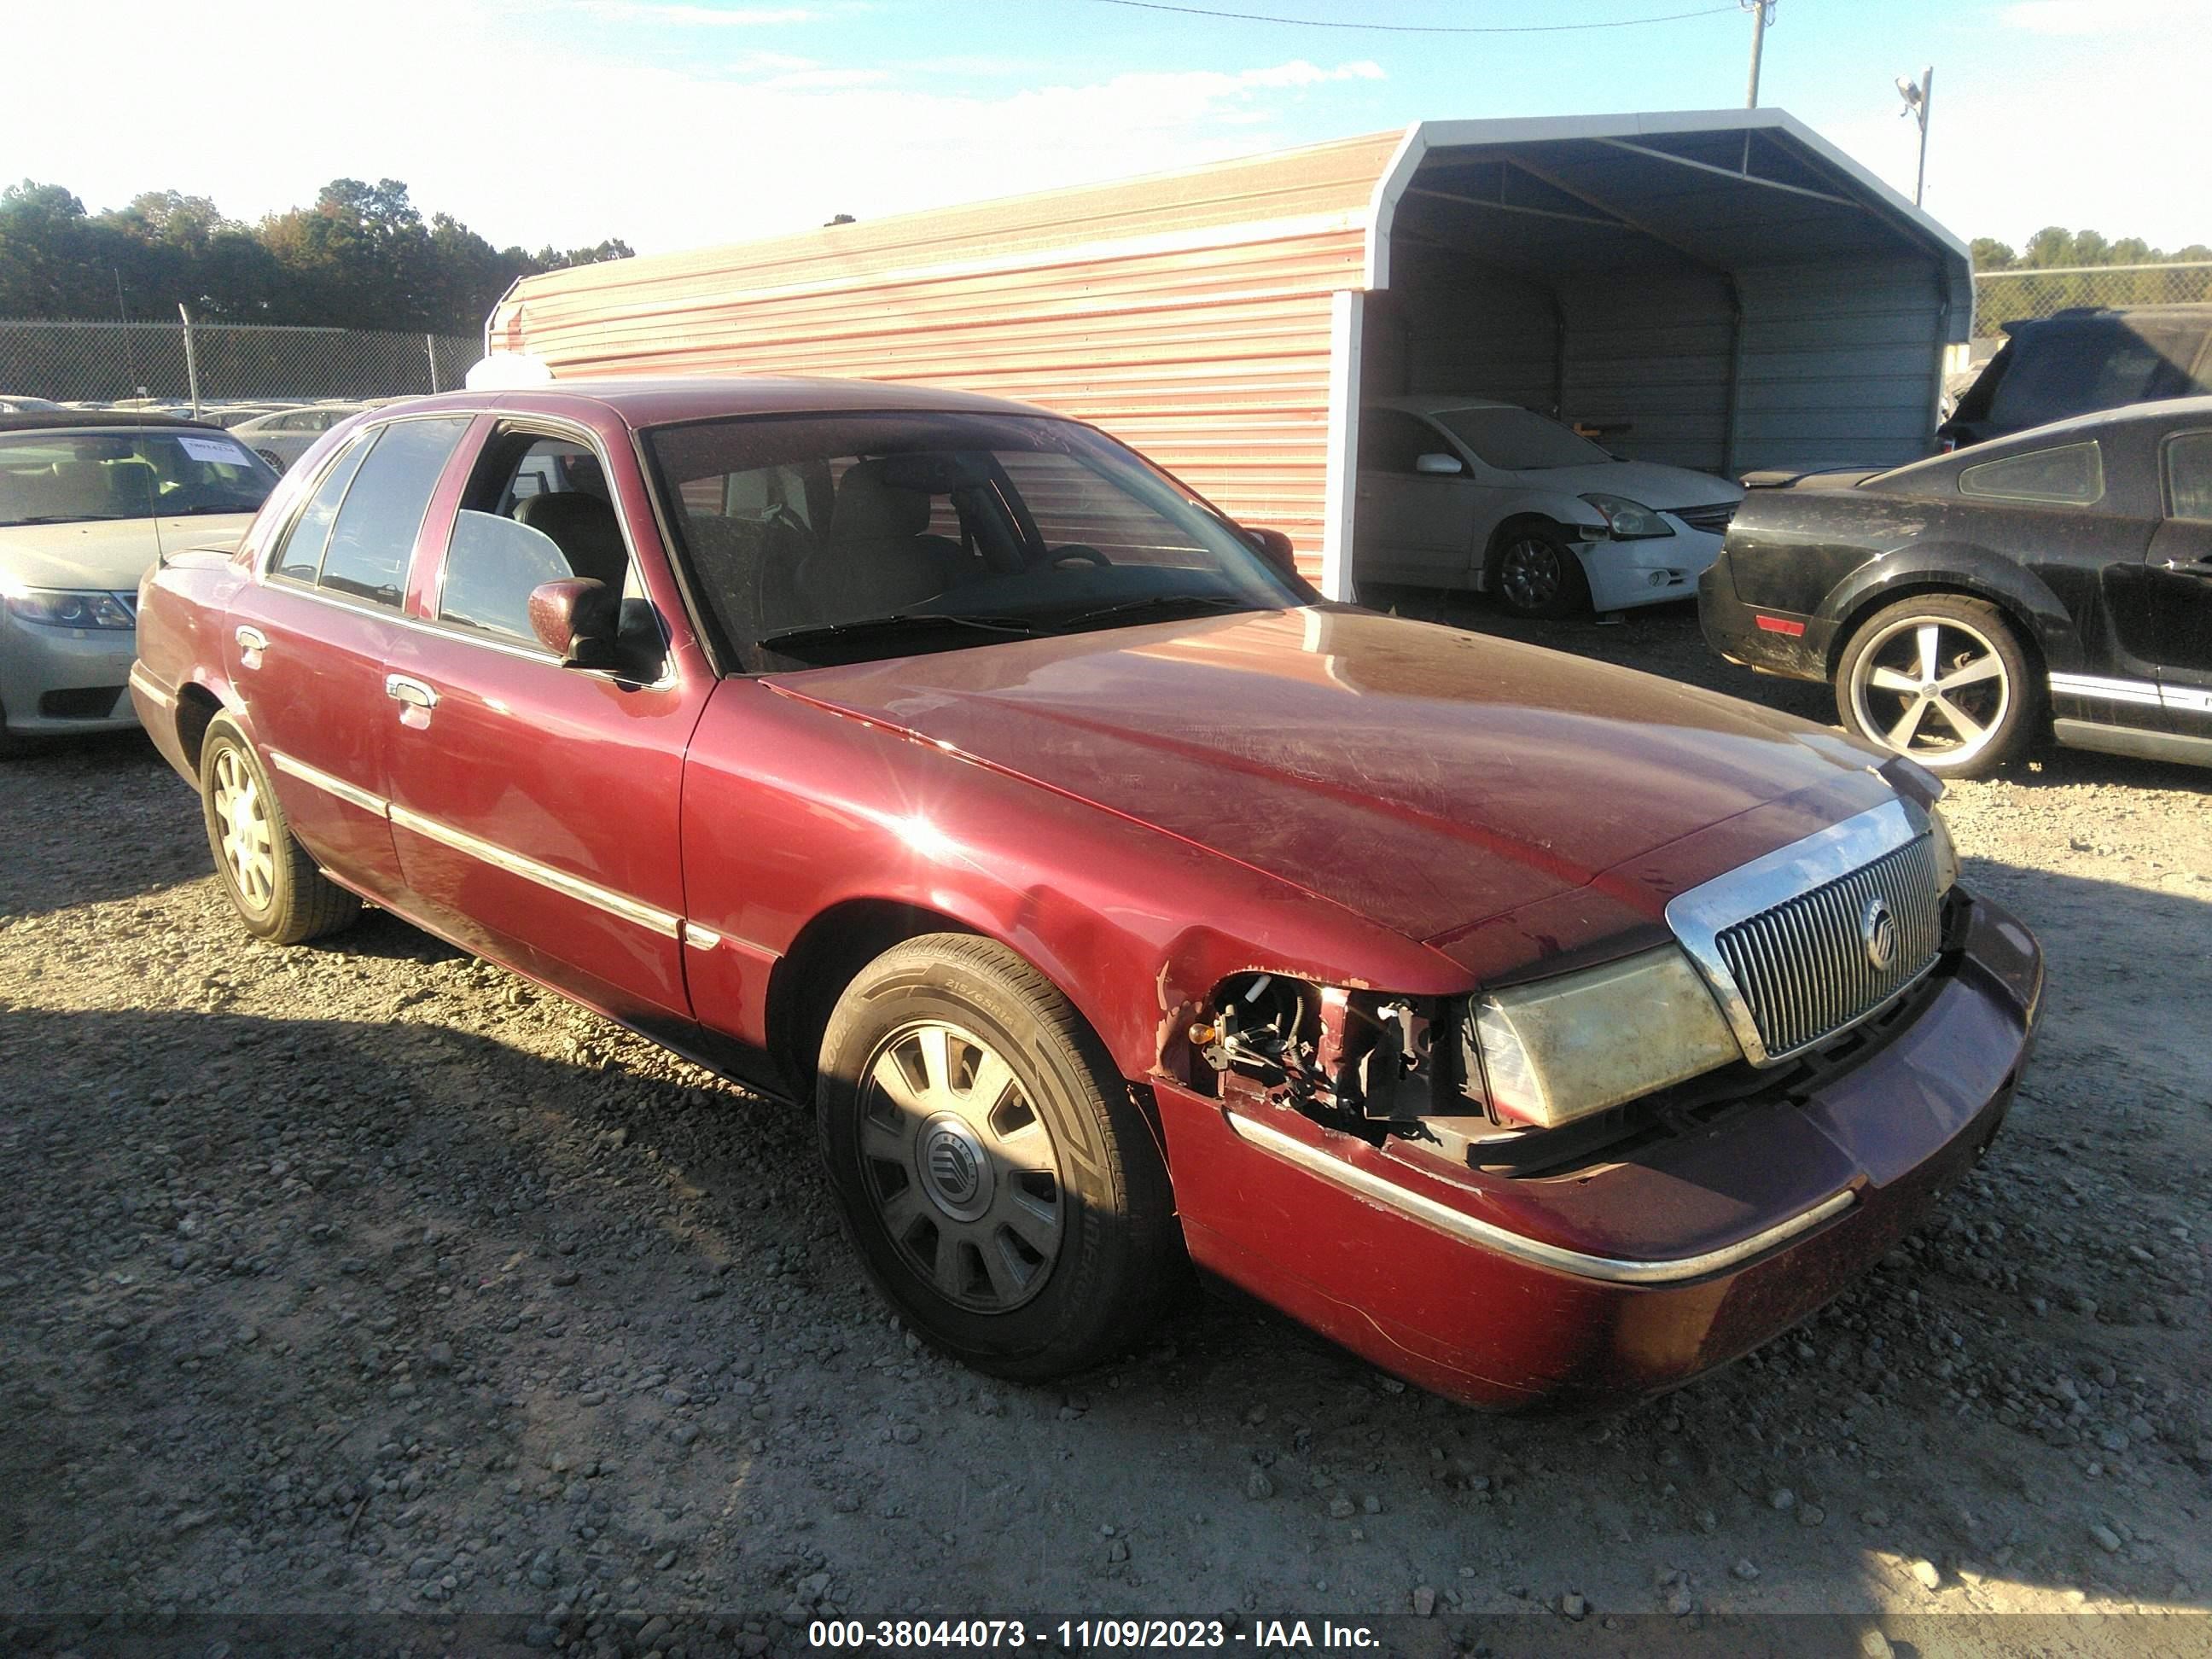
[492,134,1402,578]
[1734,259,1947,469]
[1557,271,1735,471]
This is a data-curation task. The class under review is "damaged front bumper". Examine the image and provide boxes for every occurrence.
[1150,884,2041,1410]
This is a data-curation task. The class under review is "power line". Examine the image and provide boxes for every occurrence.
[1080,0,1743,32]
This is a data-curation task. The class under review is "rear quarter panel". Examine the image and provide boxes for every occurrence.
[1722,490,2082,671]
[135,549,253,776]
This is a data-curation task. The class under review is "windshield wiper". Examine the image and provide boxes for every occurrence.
[1051,592,1260,631]
[760,612,1042,653]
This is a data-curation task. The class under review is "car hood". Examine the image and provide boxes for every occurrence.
[0,513,255,592]
[1505,458,1743,511]
[766,607,1901,952]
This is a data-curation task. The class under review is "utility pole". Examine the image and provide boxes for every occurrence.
[179,304,201,420]
[1896,66,1934,207]
[1742,0,1775,108]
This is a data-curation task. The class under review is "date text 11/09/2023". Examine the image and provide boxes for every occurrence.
[808,1620,1382,1650]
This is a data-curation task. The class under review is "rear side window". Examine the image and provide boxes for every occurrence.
[2167,431,2212,521]
[273,434,373,583]
[316,417,471,606]
[1959,441,2105,506]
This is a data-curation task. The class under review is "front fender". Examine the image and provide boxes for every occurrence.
[1813,542,2081,673]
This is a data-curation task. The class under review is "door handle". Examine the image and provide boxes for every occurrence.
[235,625,268,660]
[385,674,439,712]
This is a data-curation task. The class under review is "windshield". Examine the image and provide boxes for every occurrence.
[0,429,277,527]
[644,412,1304,668]
[1429,406,1610,471]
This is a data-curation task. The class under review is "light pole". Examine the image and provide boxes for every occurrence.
[1742,0,1776,108]
[1896,66,1934,207]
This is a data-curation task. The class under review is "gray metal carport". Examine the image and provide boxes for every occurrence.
[1328,110,1971,594]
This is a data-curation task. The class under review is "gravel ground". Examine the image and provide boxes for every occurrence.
[2,598,2209,1655]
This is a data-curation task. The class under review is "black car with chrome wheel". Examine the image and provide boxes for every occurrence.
[1699,397,2212,777]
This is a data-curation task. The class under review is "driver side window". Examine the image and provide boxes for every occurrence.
[1359,410,1446,475]
[435,428,661,669]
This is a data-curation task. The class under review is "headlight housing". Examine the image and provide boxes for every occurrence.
[1199,951,1745,1133]
[1579,493,1675,540]
[4,588,137,630]
[1468,946,1741,1129]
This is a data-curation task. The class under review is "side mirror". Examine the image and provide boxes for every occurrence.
[527,578,620,669]
[1239,525,1300,579]
[1414,452,1464,476]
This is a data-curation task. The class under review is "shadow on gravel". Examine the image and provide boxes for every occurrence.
[3,829,2206,1624]
[0,733,209,920]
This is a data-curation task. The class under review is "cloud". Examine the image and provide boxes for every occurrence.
[6,3,1394,262]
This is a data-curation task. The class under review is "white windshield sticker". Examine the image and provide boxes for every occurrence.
[178,434,253,467]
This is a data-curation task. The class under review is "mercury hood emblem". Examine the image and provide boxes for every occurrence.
[1860,897,1899,972]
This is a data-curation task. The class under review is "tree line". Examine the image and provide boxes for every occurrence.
[0,178,632,337]
[1966,228,2212,334]
[1969,226,2210,272]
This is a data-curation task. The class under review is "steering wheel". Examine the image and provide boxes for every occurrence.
[1047,544,1111,570]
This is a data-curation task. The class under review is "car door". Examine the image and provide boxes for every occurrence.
[2149,427,2212,742]
[1353,410,1486,586]
[380,419,712,1034]
[1952,437,2168,735]
[225,416,473,905]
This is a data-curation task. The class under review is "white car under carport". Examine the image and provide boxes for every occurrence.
[1354,397,1743,617]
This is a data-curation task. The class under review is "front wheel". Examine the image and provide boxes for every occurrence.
[1835,595,2034,777]
[816,934,1180,1382]
[1489,524,1591,619]
[199,719,361,943]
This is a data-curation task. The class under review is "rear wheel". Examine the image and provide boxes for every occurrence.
[1489,523,1591,619]
[1836,595,2034,777]
[816,934,1179,1381]
[199,719,361,943]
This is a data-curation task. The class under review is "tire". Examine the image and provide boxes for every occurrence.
[199,718,361,943]
[1835,594,2034,778]
[816,934,1179,1382]
[1488,522,1592,620]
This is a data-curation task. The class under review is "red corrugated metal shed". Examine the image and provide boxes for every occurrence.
[486,114,1970,594]
[489,133,1400,579]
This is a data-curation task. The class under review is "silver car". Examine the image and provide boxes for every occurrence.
[0,416,275,752]
[1354,397,1746,618]
[229,404,372,470]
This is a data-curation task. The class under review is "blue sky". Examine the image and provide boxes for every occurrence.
[13,0,2209,257]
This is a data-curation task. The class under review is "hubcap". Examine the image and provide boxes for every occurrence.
[858,1020,1063,1313]
[1850,616,2011,767]
[1499,538,1563,611]
[212,748,276,911]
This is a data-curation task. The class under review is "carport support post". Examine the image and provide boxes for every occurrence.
[1320,288,1364,602]
[178,304,201,421]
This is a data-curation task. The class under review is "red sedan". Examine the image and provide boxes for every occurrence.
[129,378,2041,1409]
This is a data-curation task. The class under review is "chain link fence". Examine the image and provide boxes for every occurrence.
[0,319,482,410]
[1973,261,2212,335]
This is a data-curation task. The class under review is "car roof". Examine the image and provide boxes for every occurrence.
[1969,393,2212,446]
[373,375,1074,429]
[1366,394,1522,416]
[0,410,219,433]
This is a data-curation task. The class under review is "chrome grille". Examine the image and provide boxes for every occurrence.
[1713,835,1941,1061]
[1673,502,1738,536]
